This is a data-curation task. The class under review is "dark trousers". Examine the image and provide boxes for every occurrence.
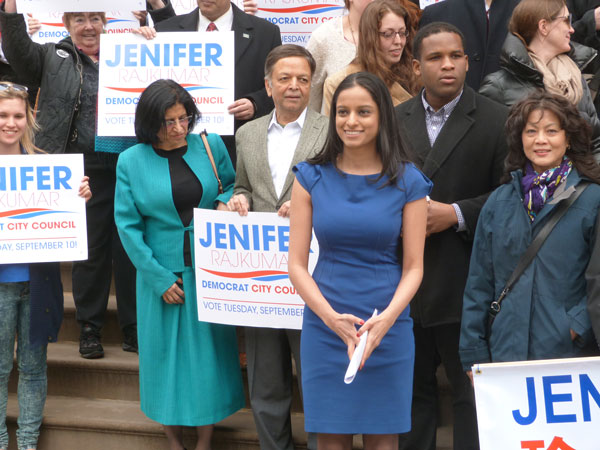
[399,322,479,450]
[245,327,316,450]
[72,166,136,332]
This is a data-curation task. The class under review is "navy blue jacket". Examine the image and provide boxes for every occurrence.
[460,170,600,370]
[28,263,64,347]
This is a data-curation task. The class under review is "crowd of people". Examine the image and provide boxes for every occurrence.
[1,0,600,450]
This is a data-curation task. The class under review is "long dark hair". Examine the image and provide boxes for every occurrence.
[134,79,200,145]
[308,72,409,186]
[503,90,600,183]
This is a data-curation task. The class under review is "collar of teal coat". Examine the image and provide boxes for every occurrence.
[509,167,584,226]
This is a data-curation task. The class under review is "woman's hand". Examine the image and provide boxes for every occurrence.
[227,194,250,216]
[78,176,92,202]
[357,312,395,369]
[162,278,185,304]
[132,26,157,40]
[324,312,363,360]
[27,14,41,35]
[243,0,258,15]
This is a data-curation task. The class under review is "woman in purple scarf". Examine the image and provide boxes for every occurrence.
[459,91,600,377]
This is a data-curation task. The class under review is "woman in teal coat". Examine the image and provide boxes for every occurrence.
[460,92,600,377]
[114,80,244,450]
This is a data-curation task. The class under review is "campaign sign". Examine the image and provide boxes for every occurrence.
[170,0,245,15]
[473,357,600,450]
[98,32,235,137]
[419,0,446,8]
[194,209,319,329]
[17,0,145,14]
[257,0,345,47]
[0,154,87,264]
[30,11,139,45]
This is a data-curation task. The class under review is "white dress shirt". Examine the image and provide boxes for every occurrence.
[267,108,308,198]
[197,6,234,32]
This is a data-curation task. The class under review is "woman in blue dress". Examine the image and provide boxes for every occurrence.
[114,80,244,450]
[288,72,431,449]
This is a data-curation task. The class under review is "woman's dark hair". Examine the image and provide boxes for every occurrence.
[503,90,600,183]
[309,72,409,186]
[134,79,200,145]
[355,0,419,95]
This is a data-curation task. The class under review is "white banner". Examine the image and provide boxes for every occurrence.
[420,0,446,8]
[30,11,139,45]
[168,0,345,47]
[17,0,145,14]
[193,209,319,329]
[256,0,345,47]
[97,32,235,137]
[473,357,600,450]
[0,154,87,263]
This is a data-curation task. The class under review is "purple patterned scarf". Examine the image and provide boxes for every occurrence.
[521,157,572,222]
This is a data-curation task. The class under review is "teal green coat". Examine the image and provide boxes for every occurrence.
[114,133,235,297]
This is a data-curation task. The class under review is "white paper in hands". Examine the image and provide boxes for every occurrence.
[344,309,378,384]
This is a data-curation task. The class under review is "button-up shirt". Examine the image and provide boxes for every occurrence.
[267,108,307,198]
[197,6,234,32]
[421,90,466,232]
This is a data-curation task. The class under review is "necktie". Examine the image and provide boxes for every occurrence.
[206,22,217,32]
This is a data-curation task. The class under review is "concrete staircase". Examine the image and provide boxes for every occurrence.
[6,264,453,449]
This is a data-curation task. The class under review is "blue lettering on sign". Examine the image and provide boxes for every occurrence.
[512,373,600,425]
[198,222,291,252]
[104,43,223,67]
[0,166,72,191]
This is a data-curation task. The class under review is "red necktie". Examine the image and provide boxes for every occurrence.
[206,22,217,32]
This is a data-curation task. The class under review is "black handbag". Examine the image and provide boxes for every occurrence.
[485,181,591,341]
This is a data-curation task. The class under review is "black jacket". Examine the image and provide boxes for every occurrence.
[568,0,600,50]
[0,11,96,157]
[395,86,508,326]
[479,33,600,156]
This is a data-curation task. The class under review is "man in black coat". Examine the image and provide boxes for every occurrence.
[419,0,520,90]
[395,22,508,450]
[148,0,281,164]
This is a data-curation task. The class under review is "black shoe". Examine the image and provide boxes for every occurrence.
[79,323,104,359]
[122,325,138,353]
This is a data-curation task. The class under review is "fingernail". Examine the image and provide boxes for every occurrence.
[356,333,360,337]
[359,320,364,325]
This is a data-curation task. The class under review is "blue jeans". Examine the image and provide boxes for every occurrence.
[0,282,47,450]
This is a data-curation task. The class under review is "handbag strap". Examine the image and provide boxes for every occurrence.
[489,181,591,316]
[200,130,224,194]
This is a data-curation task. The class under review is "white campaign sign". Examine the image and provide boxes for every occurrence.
[473,357,600,450]
[30,11,139,45]
[0,154,87,263]
[194,209,319,329]
[420,0,446,8]
[256,0,345,47]
[17,0,145,14]
[98,32,235,137]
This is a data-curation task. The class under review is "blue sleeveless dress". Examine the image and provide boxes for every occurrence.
[294,161,432,434]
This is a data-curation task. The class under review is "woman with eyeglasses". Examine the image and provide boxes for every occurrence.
[0,82,91,450]
[479,0,600,157]
[114,79,244,450]
[321,0,419,115]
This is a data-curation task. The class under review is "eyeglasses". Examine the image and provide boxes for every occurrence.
[553,13,572,27]
[379,30,409,40]
[0,82,28,93]
[164,115,193,129]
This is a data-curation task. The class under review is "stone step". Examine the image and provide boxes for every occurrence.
[59,293,123,344]
[5,395,315,450]
[5,393,452,450]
